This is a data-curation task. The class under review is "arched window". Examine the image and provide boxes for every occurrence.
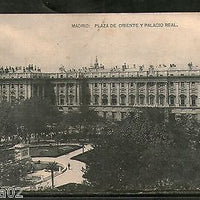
[2,95,7,102]
[120,94,126,105]
[139,95,145,105]
[94,95,99,105]
[69,95,74,105]
[129,95,135,105]
[159,95,165,106]
[102,94,108,105]
[19,95,25,101]
[59,94,65,105]
[149,95,155,105]
[11,96,16,104]
[169,95,175,106]
[191,95,197,106]
[180,95,186,106]
[111,94,117,105]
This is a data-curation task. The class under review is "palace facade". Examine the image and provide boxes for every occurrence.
[0,60,200,120]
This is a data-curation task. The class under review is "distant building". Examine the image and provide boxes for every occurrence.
[0,60,200,120]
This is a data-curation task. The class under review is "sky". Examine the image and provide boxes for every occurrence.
[0,13,199,72]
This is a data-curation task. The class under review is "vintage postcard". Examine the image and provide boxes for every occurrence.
[0,13,200,198]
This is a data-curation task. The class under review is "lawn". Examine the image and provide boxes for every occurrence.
[29,144,81,157]
[71,149,94,164]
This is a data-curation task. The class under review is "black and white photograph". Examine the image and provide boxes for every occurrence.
[0,13,200,198]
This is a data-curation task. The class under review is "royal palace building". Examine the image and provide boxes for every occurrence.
[0,59,200,120]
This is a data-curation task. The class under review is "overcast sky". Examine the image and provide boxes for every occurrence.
[0,13,199,72]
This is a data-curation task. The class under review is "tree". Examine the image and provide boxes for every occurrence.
[0,148,33,187]
[0,102,18,143]
[13,97,61,143]
[83,108,200,192]
[46,162,58,188]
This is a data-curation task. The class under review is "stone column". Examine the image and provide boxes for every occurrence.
[165,82,168,106]
[198,82,200,107]
[55,83,59,105]
[108,83,111,106]
[175,82,179,106]
[135,82,139,105]
[145,82,148,105]
[8,84,10,102]
[117,83,120,106]
[126,82,129,106]
[155,82,158,106]
[89,83,93,105]
[99,83,102,106]
[186,82,190,107]
[77,83,80,106]
[27,84,32,99]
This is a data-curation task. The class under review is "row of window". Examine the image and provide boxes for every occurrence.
[93,82,197,88]
[1,84,24,89]
[58,94,198,107]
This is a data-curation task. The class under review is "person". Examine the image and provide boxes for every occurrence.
[68,162,71,170]
[82,144,85,153]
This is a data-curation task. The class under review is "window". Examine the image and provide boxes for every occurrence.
[69,83,73,88]
[138,82,144,87]
[94,83,98,87]
[103,83,106,87]
[121,112,126,120]
[111,95,117,105]
[149,82,154,87]
[169,96,175,106]
[192,82,195,86]
[94,95,99,105]
[3,84,6,89]
[180,82,184,87]
[180,95,186,106]
[120,95,126,105]
[149,95,155,105]
[121,83,124,88]
[170,82,174,87]
[2,96,7,101]
[191,95,197,106]
[159,95,165,106]
[112,83,115,88]
[129,95,135,105]
[20,84,23,89]
[19,96,24,100]
[112,112,116,120]
[11,96,16,104]
[69,96,74,105]
[102,95,108,105]
[59,96,65,105]
[139,95,145,105]
[130,82,134,87]
[11,84,14,89]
